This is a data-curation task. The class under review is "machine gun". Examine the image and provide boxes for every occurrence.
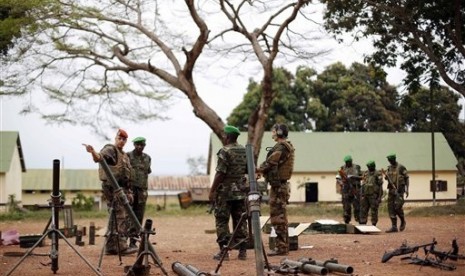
[382,239,437,263]
[426,238,465,262]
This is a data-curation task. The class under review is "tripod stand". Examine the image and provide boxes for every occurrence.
[97,199,125,268]
[124,219,167,276]
[213,199,271,275]
[5,160,101,276]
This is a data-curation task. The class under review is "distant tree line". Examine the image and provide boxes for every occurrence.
[227,62,465,160]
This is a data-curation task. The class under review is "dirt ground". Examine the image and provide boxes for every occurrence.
[1,213,464,276]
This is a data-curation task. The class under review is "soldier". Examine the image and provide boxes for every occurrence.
[84,129,137,255]
[384,153,409,232]
[337,155,362,224]
[256,123,295,256]
[359,160,383,226]
[127,136,152,249]
[208,125,248,261]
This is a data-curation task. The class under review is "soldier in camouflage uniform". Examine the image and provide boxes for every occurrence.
[384,153,409,233]
[359,160,383,226]
[337,155,362,224]
[127,136,152,249]
[84,129,137,255]
[208,125,248,261]
[257,123,295,257]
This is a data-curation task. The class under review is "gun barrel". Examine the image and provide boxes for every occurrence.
[314,259,354,274]
[172,262,197,276]
[282,259,328,275]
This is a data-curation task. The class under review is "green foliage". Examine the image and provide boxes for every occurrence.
[71,192,94,211]
[322,0,465,95]
[0,0,50,55]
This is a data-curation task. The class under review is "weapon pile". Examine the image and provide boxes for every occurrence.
[382,238,465,271]
[271,257,354,275]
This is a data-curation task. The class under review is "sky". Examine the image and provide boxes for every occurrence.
[0,3,412,176]
[1,41,409,176]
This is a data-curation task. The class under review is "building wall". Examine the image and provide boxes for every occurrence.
[287,171,457,203]
[0,146,23,204]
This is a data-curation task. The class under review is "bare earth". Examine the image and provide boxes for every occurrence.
[1,213,464,276]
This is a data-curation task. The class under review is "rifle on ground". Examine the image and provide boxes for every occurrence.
[426,238,465,262]
[382,239,437,263]
[407,256,456,271]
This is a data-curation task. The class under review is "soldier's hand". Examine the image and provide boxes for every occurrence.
[405,191,409,198]
[82,143,94,153]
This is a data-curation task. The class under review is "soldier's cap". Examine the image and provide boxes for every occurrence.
[366,160,375,167]
[343,155,352,162]
[117,128,128,139]
[132,137,146,144]
[224,125,241,135]
[386,153,396,159]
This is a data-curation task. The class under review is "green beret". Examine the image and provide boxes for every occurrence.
[132,137,146,143]
[386,153,396,159]
[366,160,375,167]
[224,125,240,135]
[343,155,352,162]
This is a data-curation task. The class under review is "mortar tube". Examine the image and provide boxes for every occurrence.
[282,259,328,275]
[172,262,196,276]
[185,264,208,276]
[313,259,354,274]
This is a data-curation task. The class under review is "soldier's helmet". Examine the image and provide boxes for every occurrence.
[274,123,289,138]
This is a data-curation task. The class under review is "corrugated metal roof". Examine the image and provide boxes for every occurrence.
[148,175,210,190]
[210,132,457,172]
[22,169,210,191]
[23,169,101,191]
[0,131,26,173]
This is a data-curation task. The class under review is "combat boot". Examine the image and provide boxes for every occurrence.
[385,218,398,233]
[399,217,406,231]
[213,242,229,261]
[238,248,247,260]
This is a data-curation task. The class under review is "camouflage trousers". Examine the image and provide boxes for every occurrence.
[102,182,130,252]
[387,191,405,220]
[269,182,289,253]
[214,199,248,249]
[128,186,148,237]
[359,194,380,225]
[342,192,360,223]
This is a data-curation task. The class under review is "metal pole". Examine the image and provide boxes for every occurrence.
[430,86,436,205]
[246,144,265,276]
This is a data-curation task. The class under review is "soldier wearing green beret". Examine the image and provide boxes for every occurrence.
[337,155,362,224]
[359,161,383,226]
[209,125,248,261]
[127,136,152,248]
[384,153,409,232]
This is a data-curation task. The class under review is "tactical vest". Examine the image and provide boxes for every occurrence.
[98,144,133,186]
[127,151,151,189]
[219,143,247,200]
[362,170,381,195]
[277,141,295,180]
[387,163,408,193]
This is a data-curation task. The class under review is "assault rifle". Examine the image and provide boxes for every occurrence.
[382,239,437,263]
[337,168,362,198]
[381,168,397,190]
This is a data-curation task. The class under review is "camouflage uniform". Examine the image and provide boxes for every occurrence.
[127,150,151,238]
[339,164,362,223]
[360,169,383,225]
[98,144,134,253]
[214,142,248,253]
[386,161,409,232]
[259,141,295,254]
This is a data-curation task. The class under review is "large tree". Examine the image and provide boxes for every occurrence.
[0,0,324,160]
[0,0,45,55]
[229,62,403,132]
[399,85,465,158]
[322,0,465,96]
